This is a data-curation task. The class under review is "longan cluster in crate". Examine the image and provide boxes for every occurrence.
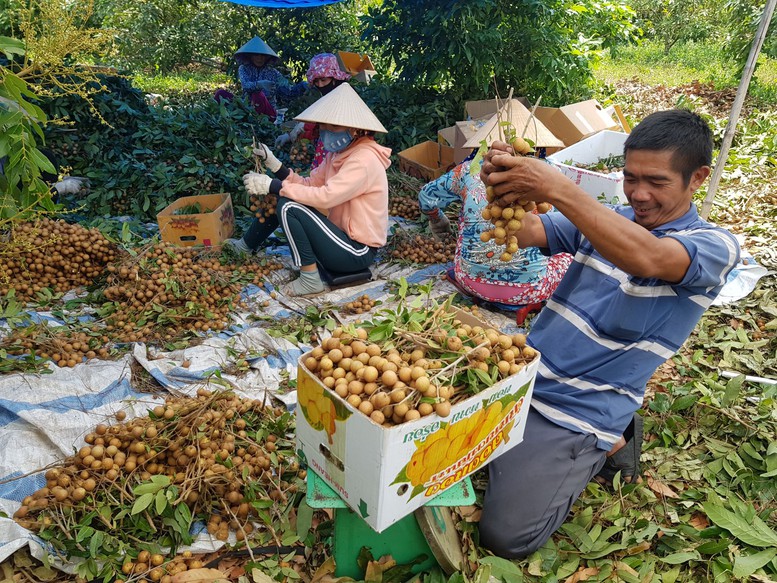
[341,294,377,315]
[0,219,117,299]
[389,233,455,264]
[249,193,278,223]
[301,313,537,427]
[480,138,552,262]
[389,195,421,220]
[101,241,282,344]
[14,389,304,581]
[1,325,111,368]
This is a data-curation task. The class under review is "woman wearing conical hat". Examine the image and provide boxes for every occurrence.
[214,36,308,119]
[225,83,391,296]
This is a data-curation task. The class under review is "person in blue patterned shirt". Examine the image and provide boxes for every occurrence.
[215,37,308,119]
[477,109,740,558]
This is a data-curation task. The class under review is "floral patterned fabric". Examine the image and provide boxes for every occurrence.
[418,160,572,306]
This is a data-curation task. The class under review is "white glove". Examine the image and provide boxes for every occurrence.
[243,172,272,196]
[52,176,89,196]
[274,133,291,148]
[253,143,282,173]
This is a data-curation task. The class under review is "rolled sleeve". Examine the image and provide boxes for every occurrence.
[666,230,741,288]
[540,212,581,256]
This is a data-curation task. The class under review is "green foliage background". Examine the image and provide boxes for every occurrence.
[363,0,640,104]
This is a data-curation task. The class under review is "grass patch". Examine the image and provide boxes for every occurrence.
[132,70,232,95]
[596,39,777,105]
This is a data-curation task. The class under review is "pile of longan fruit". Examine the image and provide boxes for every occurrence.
[101,241,282,344]
[288,141,313,172]
[389,233,455,264]
[341,294,377,315]
[1,325,111,368]
[480,137,552,262]
[0,219,117,300]
[14,389,304,581]
[301,319,537,427]
[121,550,206,582]
[389,195,421,220]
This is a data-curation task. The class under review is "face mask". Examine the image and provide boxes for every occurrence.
[320,129,353,153]
[317,79,344,96]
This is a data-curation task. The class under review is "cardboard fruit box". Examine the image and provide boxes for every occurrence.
[397,141,455,182]
[157,193,235,247]
[294,311,540,532]
[546,130,629,204]
[534,100,621,146]
[337,51,376,82]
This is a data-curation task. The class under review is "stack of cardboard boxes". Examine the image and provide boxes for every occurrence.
[398,97,628,201]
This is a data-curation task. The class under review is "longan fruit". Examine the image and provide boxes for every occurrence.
[418,402,434,416]
[404,409,421,422]
[381,370,398,387]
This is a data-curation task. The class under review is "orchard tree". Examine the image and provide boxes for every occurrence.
[723,0,777,67]
[100,0,373,75]
[1,0,113,217]
[361,0,640,104]
[629,0,723,54]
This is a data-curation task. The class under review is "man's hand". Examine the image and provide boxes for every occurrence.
[253,143,282,173]
[482,147,568,208]
[243,172,272,196]
[429,213,452,239]
[479,140,513,186]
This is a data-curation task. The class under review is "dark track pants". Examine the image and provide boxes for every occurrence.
[479,407,607,558]
[243,197,377,272]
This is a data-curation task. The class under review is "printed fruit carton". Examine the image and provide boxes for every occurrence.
[546,130,629,205]
[295,311,539,532]
[157,193,234,247]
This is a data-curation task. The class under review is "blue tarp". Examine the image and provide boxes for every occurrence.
[219,0,344,6]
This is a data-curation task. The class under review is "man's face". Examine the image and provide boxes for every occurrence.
[623,149,710,230]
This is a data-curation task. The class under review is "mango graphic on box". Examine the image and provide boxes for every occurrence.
[298,371,351,444]
[394,389,527,499]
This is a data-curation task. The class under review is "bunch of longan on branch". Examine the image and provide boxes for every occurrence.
[480,137,552,262]
[249,193,278,223]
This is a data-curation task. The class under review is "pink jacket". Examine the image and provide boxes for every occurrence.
[281,137,392,247]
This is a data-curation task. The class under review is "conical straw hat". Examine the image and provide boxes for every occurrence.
[294,83,387,133]
[463,99,564,149]
[234,37,278,60]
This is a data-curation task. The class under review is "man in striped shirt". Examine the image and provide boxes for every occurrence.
[477,109,740,558]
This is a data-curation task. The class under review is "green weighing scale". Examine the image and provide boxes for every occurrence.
[305,470,476,579]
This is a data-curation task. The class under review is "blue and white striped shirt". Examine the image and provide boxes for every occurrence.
[530,204,740,449]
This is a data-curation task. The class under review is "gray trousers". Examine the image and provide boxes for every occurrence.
[479,407,607,558]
